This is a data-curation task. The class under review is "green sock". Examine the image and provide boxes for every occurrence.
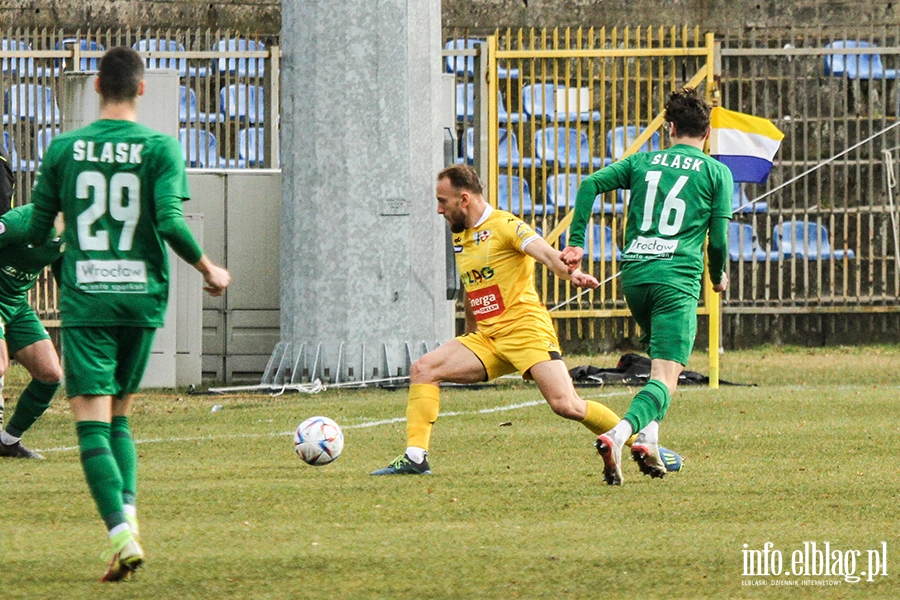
[110,416,138,507]
[76,421,127,531]
[5,379,60,438]
[622,379,671,432]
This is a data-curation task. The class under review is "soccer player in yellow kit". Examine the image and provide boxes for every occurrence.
[372,164,682,476]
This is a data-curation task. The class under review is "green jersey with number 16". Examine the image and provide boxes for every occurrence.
[571,144,733,298]
[29,120,193,327]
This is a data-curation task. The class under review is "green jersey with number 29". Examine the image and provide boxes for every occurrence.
[574,144,733,298]
[30,120,191,327]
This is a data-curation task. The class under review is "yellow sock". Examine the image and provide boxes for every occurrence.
[406,384,440,451]
[581,401,637,446]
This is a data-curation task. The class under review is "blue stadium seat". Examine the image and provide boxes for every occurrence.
[35,126,59,160]
[497,175,537,216]
[728,222,775,262]
[179,128,225,168]
[533,127,608,169]
[772,220,855,260]
[455,83,521,124]
[521,82,600,122]
[211,38,265,78]
[179,86,218,124]
[56,38,103,72]
[520,82,554,120]
[1,39,40,77]
[3,84,61,125]
[237,127,274,167]
[134,39,207,78]
[606,125,662,161]
[220,84,265,124]
[545,173,624,214]
[465,128,536,168]
[443,38,519,78]
[732,182,767,213]
[2,131,34,173]
[824,40,897,80]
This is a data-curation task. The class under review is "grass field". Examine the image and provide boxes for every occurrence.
[2,346,899,599]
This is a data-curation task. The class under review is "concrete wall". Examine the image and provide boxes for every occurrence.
[441,0,900,33]
[2,0,281,31]
[5,1,900,33]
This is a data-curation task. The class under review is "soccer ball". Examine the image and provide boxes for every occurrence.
[293,416,344,466]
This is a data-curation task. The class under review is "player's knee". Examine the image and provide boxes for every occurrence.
[409,355,439,385]
[38,365,63,384]
[546,395,581,420]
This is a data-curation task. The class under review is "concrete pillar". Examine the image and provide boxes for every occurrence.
[275,0,453,384]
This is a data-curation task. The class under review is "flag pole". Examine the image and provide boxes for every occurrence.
[706,32,721,389]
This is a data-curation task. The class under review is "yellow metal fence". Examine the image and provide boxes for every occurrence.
[450,27,719,376]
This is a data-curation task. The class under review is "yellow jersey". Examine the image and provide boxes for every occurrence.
[454,206,554,338]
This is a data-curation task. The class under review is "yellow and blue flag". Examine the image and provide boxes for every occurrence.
[709,107,784,184]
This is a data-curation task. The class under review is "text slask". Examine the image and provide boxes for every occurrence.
[73,141,143,164]
[649,153,704,171]
[76,260,148,293]
[467,284,505,321]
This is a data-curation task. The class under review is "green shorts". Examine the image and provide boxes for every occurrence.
[61,326,157,398]
[624,283,698,366]
[0,302,51,355]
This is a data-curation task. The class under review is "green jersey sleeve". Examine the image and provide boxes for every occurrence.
[0,205,31,249]
[149,136,202,264]
[152,136,191,201]
[707,162,734,285]
[568,157,634,248]
[156,197,203,265]
[28,139,63,245]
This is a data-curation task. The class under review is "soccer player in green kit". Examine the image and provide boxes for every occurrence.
[561,88,732,486]
[0,144,63,460]
[28,47,231,581]
[0,203,64,459]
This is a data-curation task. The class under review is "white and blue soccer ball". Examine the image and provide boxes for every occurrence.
[293,416,344,466]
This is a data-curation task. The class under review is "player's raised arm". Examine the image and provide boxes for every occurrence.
[523,235,599,289]
[561,161,633,272]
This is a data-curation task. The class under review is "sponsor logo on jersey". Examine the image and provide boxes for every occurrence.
[1,265,38,282]
[624,236,679,260]
[75,259,148,293]
[453,245,463,253]
[515,221,532,239]
[467,284,505,321]
[0,222,5,236]
[462,266,494,285]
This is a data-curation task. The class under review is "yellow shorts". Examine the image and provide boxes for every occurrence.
[457,322,562,381]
